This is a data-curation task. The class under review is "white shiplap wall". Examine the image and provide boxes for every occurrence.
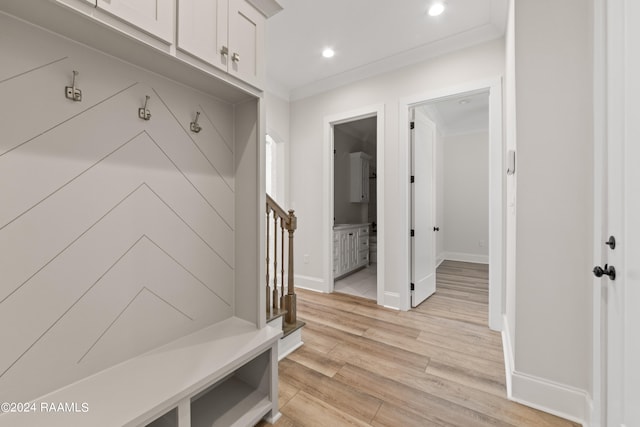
[0,13,238,402]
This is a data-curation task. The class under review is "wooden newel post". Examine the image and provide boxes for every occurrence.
[283,209,297,324]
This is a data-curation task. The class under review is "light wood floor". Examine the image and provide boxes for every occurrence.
[258,260,579,427]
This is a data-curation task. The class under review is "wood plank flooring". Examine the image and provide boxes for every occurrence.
[257,261,579,427]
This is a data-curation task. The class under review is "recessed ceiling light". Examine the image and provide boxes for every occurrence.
[322,48,335,58]
[428,2,445,16]
[459,99,470,105]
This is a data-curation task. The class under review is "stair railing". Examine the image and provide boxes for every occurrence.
[266,195,297,325]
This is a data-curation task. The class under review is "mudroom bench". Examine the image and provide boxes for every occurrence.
[0,318,281,427]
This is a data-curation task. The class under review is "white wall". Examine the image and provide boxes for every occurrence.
[443,131,489,263]
[508,0,593,421]
[289,39,504,305]
[265,92,290,206]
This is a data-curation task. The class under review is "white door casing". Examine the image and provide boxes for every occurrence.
[411,108,436,307]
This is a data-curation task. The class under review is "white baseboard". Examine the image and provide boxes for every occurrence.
[264,412,282,424]
[278,329,303,361]
[444,251,489,264]
[383,291,400,310]
[502,315,588,426]
[294,274,325,292]
[501,315,515,397]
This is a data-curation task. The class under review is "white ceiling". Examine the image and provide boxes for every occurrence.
[266,0,508,100]
[421,90,489,136]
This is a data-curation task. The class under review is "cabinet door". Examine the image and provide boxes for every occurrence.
[350,153,370,203]
[332,232,340,278]
[362,158,370,202]
[228,0,265,88]
[358,249,369,267]
[347,230,358,271]
[339,232,349,274]
[177,0,228,71]
[97,0,174,42]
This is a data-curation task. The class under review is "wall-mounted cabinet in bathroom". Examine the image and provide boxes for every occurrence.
[349,152,371,203]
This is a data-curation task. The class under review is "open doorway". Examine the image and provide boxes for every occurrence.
[410,90,490,308]
[399,78,503,330]
[332,116,378,300]
[323,104,385,305]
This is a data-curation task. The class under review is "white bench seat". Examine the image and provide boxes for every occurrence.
[0,318,281,427]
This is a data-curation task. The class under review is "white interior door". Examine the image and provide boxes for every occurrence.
[411,108,436,307]
[605,0,640,425]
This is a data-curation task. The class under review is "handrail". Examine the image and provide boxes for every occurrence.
[266,194,289,226]
[265,195,298,326]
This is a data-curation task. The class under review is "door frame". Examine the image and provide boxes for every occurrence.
[323,104,385,304]
[398,77,504,331]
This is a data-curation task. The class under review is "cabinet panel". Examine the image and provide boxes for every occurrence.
[177,0,228,71]
[228,0,264,88]
[347,230,358,270]
[339,231,349,274]
[97,0,174,42]
[350,152,371,203]
[358,249,369,266]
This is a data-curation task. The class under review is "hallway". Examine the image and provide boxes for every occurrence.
[259,261,578,426]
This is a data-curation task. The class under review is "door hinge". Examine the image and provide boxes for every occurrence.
[410,283,415,291]
[410,229,415,237]
[410,121,415,130]
[410,175,415,183]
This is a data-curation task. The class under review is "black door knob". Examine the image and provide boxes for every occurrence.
[433,227,440,232]
[593,264,616,280]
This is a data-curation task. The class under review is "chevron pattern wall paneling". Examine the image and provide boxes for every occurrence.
[0,13,238,402]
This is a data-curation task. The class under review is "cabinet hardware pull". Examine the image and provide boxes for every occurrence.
[232,52,240,62]
[220,46,229,56]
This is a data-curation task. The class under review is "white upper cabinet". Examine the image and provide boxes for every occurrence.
[177,0,228,69]
[227,0,264,88]
[178,0,265,89]
[97,0,174,43]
